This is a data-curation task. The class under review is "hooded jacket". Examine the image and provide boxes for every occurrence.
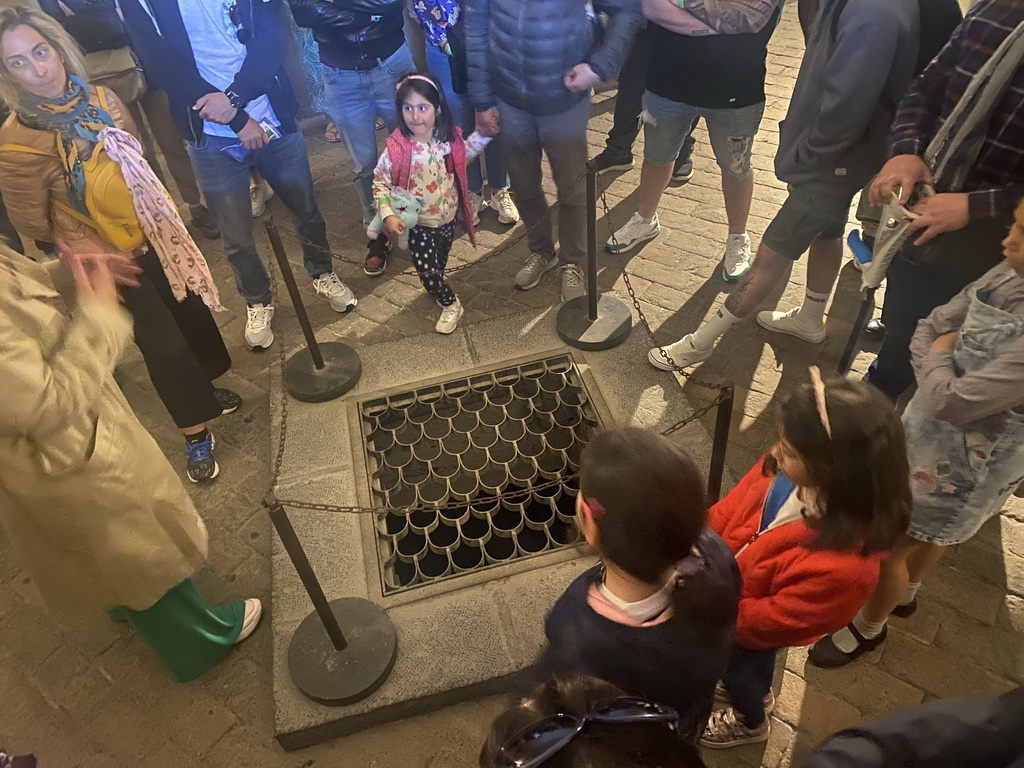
[710,459,885,651]
[464,0,642,117]
[774,0,921,195]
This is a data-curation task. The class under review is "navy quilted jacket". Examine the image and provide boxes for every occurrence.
[464,0,641,117]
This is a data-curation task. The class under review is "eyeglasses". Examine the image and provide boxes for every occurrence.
[227,3,251,44]
[494,697,679,768]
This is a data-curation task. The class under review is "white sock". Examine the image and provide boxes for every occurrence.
[692,306,740,349]
[900,581,921,606]
[831,609,887,653]
[639,213,656,224]
[799,289,831,325]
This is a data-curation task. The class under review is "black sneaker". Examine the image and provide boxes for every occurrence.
[808,623,887,668]
[594,150,634,174]
[671,157,694,184]
[185,431,219,483]
[214,387,243,415]
[189,204,220,240]
[364,238,390,276]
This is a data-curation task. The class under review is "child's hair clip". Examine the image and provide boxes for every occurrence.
[581,497,606,521]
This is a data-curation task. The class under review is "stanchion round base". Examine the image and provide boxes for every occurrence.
[556,294,633,351]
[288,597,398,706]
[284,341,362,403]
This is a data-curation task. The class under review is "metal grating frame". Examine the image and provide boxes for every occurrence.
[359,354,599,594]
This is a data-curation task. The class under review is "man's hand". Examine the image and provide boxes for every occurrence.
[564,63,600,93]
[476,107,501,138]
[238,118,271,151]
[194,92,238,125]
[870,154,933,206]
[908,193,970,245]
[930,331,959,353]
[382,216,406,239]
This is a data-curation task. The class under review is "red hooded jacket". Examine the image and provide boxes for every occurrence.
[709,459,884,651]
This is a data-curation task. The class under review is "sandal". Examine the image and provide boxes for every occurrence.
[324,119,341,143]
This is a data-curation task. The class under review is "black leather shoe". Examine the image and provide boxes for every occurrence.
[808,624,887,668]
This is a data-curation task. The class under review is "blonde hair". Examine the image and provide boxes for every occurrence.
[0,5,89,106]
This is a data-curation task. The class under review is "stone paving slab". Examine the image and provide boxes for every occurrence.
[2,2,1022,765]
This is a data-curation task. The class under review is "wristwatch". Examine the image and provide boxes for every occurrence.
[224,89,246,109]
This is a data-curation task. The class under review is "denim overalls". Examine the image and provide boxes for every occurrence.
[903,268,1024,546]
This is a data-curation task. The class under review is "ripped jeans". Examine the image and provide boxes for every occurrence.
[640,91,764,179]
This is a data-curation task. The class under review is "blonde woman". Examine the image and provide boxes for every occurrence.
[0,5,237,483]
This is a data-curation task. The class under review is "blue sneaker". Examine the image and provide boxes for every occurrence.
[847,229,873,271]
[185,431,219,483]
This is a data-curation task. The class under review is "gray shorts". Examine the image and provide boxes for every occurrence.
[641,91,764,179]
[761,185,856,260]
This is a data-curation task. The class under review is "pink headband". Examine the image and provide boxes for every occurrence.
[808,366,832,439]
[397,73,439,93]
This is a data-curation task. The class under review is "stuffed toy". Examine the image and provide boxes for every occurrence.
[367,188,421,250]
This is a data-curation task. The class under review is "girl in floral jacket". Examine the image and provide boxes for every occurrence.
[372,72,490,334]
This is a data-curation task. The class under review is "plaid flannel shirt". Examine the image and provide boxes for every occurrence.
[890,0,1024,221]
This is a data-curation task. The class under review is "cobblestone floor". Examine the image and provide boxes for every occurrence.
[3,4,1022,766]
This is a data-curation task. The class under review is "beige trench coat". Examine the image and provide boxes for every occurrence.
[0,246,208,612]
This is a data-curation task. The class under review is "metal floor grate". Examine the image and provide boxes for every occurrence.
[360,354,597,593]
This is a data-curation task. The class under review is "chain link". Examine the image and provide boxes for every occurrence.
[597,185,722,391]
[264,168,732,515]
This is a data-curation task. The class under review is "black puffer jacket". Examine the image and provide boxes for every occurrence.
[464,0,641,117]
[289,0,405,70]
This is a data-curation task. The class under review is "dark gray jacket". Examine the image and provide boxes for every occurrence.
[775,0,920,195]
[464,0,642,117]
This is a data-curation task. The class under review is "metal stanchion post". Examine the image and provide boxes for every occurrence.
[266,494,397,705]
[556,161,632,350]
[706,383,734,503]
[265,220,362,402]
[837,287,876,375]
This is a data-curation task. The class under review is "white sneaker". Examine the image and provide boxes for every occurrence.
[491,188,520,224]
[470,192,485,227]
[607,212,660,254]
[244,303,275,350]
[435,297,464,334]
[234,598,263,644]
[722,233,752,282]
[250,181,273,218]
[647,334,713,371]
[312,272,357,312]
[757,306,827,344]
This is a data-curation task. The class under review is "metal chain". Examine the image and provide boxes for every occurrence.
[596,185,722,391]
[264,170,732,516]
[270,165,592,279]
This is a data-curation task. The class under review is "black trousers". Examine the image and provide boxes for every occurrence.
[605,25,695,164]
[869,219,1006,401]
[409,220,458,306]
[120,249,230,429]
[0,193,23,254]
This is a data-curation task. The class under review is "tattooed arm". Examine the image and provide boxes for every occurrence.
[678,0,781,34]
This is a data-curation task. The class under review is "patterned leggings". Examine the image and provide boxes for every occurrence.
[409,220,457,307]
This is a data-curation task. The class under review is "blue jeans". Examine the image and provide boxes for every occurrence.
[187,131,333,306]
[722,645,777,729]
[424,43,509,195]
[322,44,415,227]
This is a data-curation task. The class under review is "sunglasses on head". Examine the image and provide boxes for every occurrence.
[494,696,679,768]
[227,3,251,44]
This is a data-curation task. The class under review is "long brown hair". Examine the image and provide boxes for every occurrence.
[764,376,911,555]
